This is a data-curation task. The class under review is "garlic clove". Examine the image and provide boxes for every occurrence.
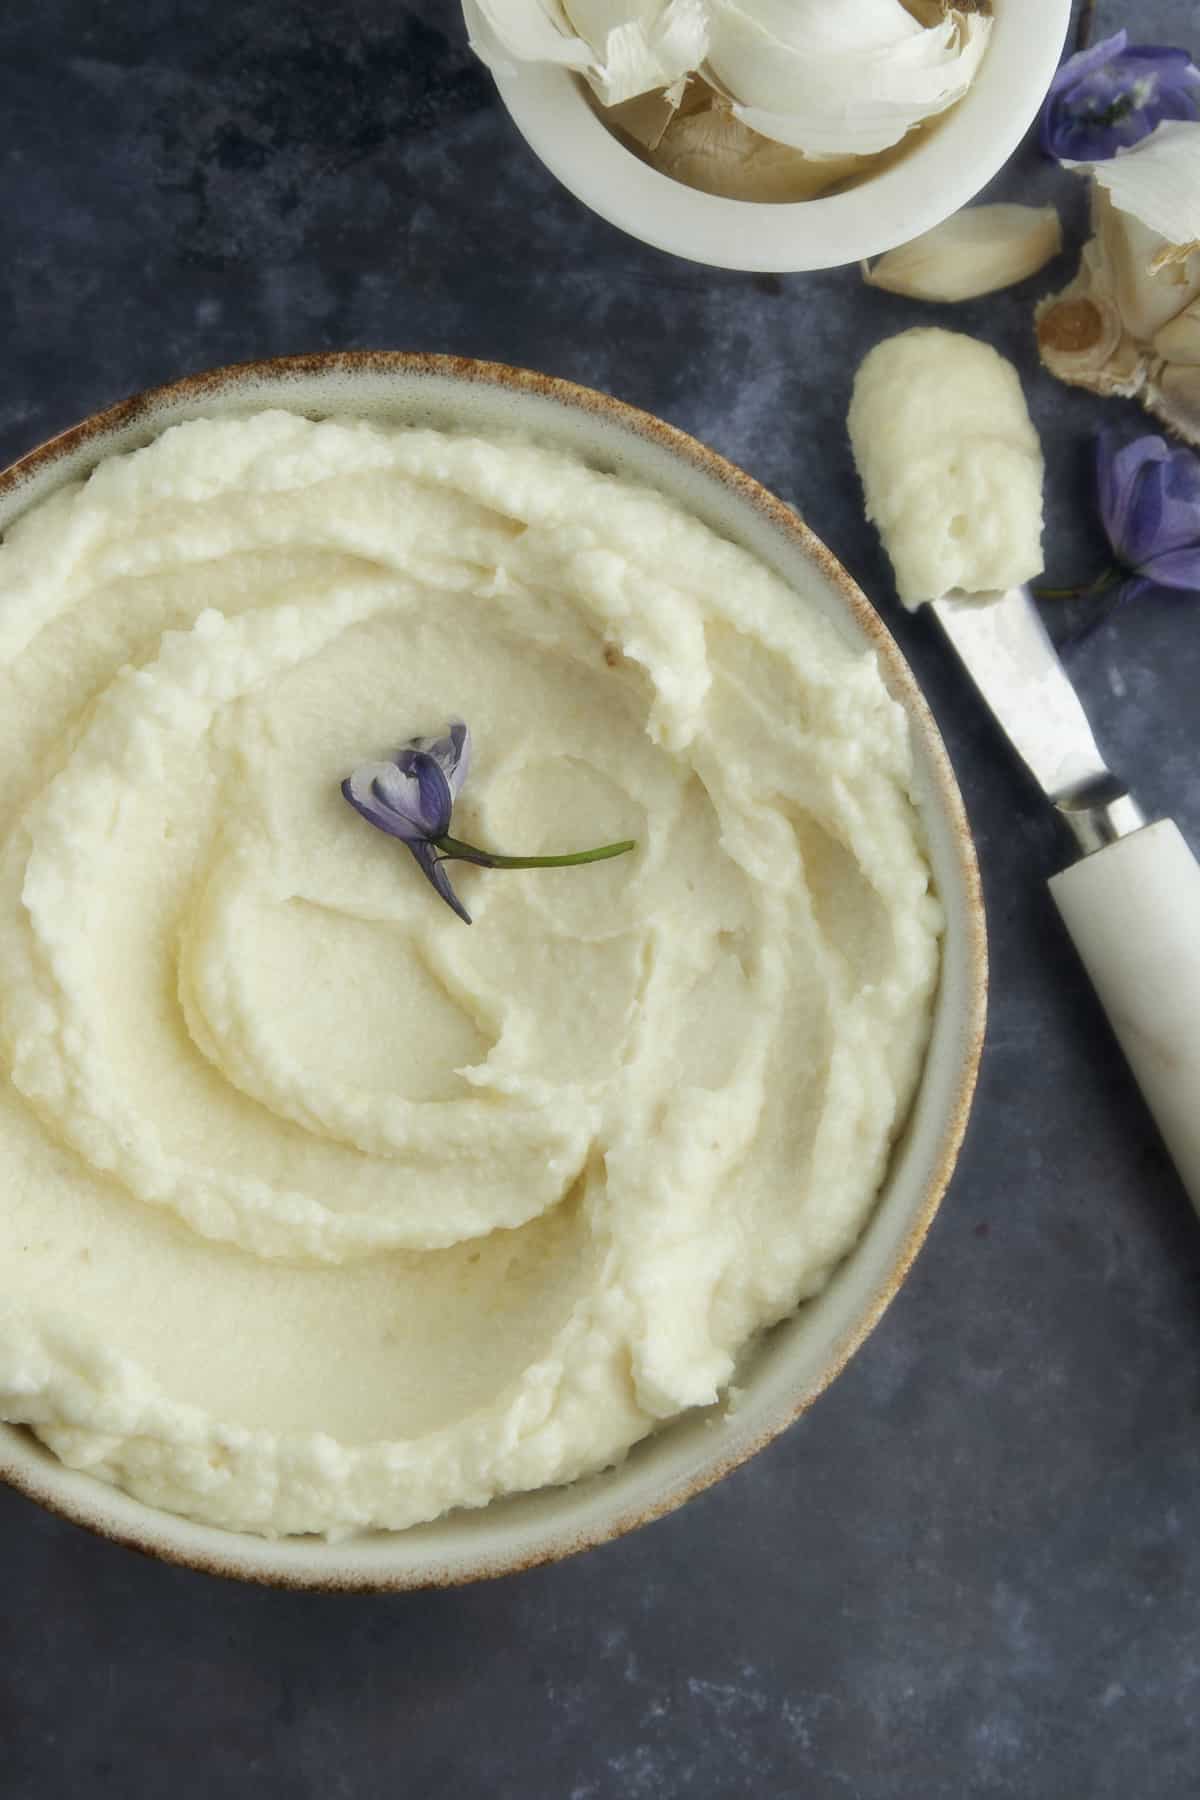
[864,204,1062,302]
[1154,300,1200,368]
[1146,362,1200,448]
[1092,189,1200,344]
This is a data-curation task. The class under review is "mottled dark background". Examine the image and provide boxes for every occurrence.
[3,2,1199,1794]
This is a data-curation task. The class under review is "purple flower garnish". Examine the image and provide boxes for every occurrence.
[1097,432,1200,603]
[342,722,475,923]
[342,721,636,924]
[1040,31,1200,162]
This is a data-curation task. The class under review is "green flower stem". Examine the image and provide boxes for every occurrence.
[435,834,636,870]
[1033,565,1123,601]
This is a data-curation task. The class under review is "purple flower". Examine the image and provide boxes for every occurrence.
[1097,432,1200,602]
[342,720,636,924]
[342,722,475,923]
[1040,31,1200,162]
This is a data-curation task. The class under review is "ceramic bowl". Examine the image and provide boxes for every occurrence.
[0,352,987,1587]
[485,0,1073,271]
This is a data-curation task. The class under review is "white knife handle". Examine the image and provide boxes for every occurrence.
[1049,819,1200,1212]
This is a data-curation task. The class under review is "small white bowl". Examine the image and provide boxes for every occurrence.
[0,354,986,1587]
[487,0,1073,271]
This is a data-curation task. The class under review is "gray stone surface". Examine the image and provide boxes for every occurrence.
[2,2,1199,1794]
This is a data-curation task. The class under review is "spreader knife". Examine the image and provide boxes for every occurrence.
[932,585,1200,1210]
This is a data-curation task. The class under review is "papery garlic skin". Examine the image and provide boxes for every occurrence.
[465,0,994,198]
[849,329,1045,608]
[647,100,864,200]
[864,204,1062,303]
[466,0,710,106]
[1067,121,1200,256]
[713,1,991,160]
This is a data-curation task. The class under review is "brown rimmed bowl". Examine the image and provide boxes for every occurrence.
[0,352,987,1588]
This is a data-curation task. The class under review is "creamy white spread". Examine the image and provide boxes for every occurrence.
[0,411,941,1537]
[849,328,1045,608]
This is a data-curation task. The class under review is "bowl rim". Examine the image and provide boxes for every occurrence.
[484,0,1074,271]
[0,350,987,1588]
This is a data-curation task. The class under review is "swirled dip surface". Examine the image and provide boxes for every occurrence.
[0,411,940,1537]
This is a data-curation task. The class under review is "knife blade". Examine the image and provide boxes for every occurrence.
[929,584,1200,1209]
[932,587,1125,814]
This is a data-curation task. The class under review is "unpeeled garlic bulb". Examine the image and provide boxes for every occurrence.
[1037,121,1200,447]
